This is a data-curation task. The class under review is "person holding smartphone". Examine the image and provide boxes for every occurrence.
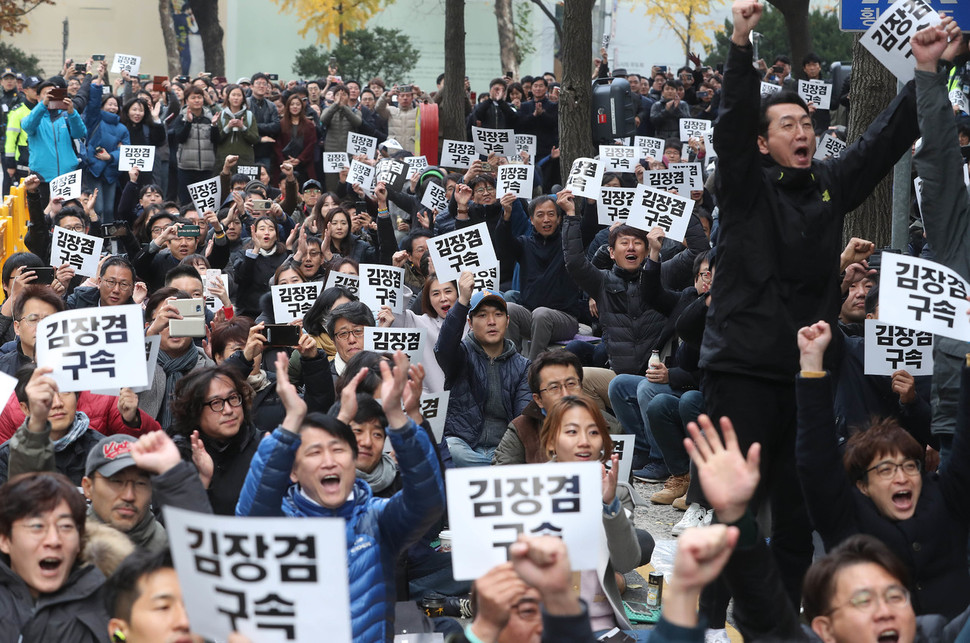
[21,76,87,183]
[82,68,130,222]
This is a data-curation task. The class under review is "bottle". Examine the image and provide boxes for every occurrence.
[648,350,662,370]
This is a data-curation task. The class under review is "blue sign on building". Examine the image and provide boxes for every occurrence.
[840,0,967,32]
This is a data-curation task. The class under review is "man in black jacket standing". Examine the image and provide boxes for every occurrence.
[247,73,281,169]
[701,0,920,607]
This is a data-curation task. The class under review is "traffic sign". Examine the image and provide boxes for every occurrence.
[840,0,965,32]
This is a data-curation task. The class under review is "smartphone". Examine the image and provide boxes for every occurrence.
[658,65,667,73]
[329,56,337,69]
[480,162,493,173]
[205,268,222,289]
[697,91,709,99]
[169,317,205,338]
[74,63,86,73]
[268,73,279,81]
[251,199,273,213]
[504,71,513,79]
[92,54,105,61]
[48,87,68,110]
[177,224,200,238]
[772,65,784,73]
[27,266,57,285]
[102,222,128,238]
[173,298,205,317]
[264,324,300,347]
[602,34,610,49]
[176,75,190,83]
[138,73,150,81]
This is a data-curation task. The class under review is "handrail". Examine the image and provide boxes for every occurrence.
[0,181,30,303]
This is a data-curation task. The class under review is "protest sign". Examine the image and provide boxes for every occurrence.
[187,177,222,213]
[440,140,477,169]
[864,319,934,377]
[346,132,377,158]
[446,462,602,580]
[92,334,160,396]
[679,118,712,141]
[359,264,406,314]
[669,162,703,191]
[702,129,717,159]
[50,226,103,277]
[951,89,969,114]
[324,271,360,296]
[404,155,429,179]
[118,145,156,171]
[235,165,261,180]
[347,160,376,194]
[427,223,499,283]
[634,136,665,161]
[323,152,350,174]
[597,187,637,225]
[598,145,638,172]
[760,81,782,97]
[364,327,426,365]
[879,253,970,342]
[609,434,637,488]
[495,164,534,200]
[861,0,941,83]
[420,182,447,213]
[627,184,695,242]
[49,169,82,201]
[204,269,230,312]
[515,134,537,161]
[471,126,518,158]
[798,79,833,110]
[419,391,450,442]
[376,158,410,192]
[111,54,141,75]
[814,134,847,160]
[642,168,690,196]
[0,371,16,408]
[565,158,604,199]
[36,305,147,393]
[272,282,324,324]
[166,507,351,643]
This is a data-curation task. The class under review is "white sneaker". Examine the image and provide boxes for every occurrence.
[672,503,707,536]
[703,508,714,526]
[704,628,731,643]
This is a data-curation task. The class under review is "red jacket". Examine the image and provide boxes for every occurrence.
[0,390,160,443]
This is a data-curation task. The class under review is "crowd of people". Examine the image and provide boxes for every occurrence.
[0,0,969,641]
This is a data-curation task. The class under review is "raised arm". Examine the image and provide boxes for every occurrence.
[559,189,605,298]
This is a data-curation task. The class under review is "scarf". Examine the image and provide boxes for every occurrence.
[221,106,252,129]
[257,246,277,257]
[53,412,91,452]
[247,369,271,393]
[86,503,168,552]
[157,348,199,428]
[357,454,398,494]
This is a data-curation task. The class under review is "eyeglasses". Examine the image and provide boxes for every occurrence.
[335,328,365,341]
[828,586,910,615]
[60,224,85,232]
[304,189,321,195]
[539,378,582,395]
[150,225,169,235]
[17,519,78,539]
[699,270,713,282]
[205,392,243,413]
[474,186,496,195]
[866,459,921,480]
[101,278,133,291]
[17,313,49,325]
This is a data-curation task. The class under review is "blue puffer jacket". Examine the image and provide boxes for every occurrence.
[82,84,129,181]
[434,301,532,447]
[236,419,444,643]
[20,101,87,181]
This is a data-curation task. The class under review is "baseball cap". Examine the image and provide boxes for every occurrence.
[301,179,322,193]
[1,68,15,79]
[86,435,138,478]
[237,77,251,85]
[468,289,507,316]
[379,138,403,152]
[37,75,67,92]
[23,76,42,90]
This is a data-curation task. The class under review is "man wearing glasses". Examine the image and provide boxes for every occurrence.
[325,301,375,378]
[246,73,281,169]
[0,285,64,377]
[66,256,136,309]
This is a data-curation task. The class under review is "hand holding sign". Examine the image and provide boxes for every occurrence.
[861,0,941,82]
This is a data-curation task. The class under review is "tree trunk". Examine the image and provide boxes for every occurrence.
[843,34,896,246]
[158,0,181,79]
[192,0,225,76]
[495,0,519,78]
[441,0,468,143]
[558,0,596,181]
[767,0,812,80]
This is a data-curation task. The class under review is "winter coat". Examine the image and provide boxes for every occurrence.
[82,84,130,181]
[20,101,87,181]
[216,106,259,166]
[649,98,690,140]
[320,102,362,153]
[173,422,263,516]
[236,419,444,643]
[171,106,217,171]
[375,95,418,151]
[231,248,288,319]
[0,416,102,486]
[515,98,558,160]
[247,95,281,161]
[274,118,317,182]
[434,301,531,448]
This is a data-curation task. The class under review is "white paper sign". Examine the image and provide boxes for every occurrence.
[670,162,703,191]
[634,136,665,161]
[597,187,637,225]
[420,182,447,214]
[359,264,406,314]
[879,253,970,342]
[427,223,499,283]
[565,157,604,199]
[440,139,477,169]
[36,305,147,393]
[702,129,717,159]
[118,145,156,171]
[271,282,324,324]
[864,319,934,376]
[111,53,141,75]
[187,177,222,213]
[471,126,518,158]
[798,79,833,110]
[50,226,103,277]
[165,507,351,643]
[627,184,695,242]
[950,89,969,114]
[419,391,450,442]
[203,269,229,313]
[323,152,350,174]
[642,168,690,196]
[404,155,429,179]
[445,462,602,580]
[814,133,847,160]
[760,81,783,97]
[470,264,500,294]
[514,134,537,161]
[609,434,637,489]
[495,164,534,200]
[599,145,638,172]
[347,160,376,195]
[135,335,161,394]
[679,118,712,141]
[324,271,360,295]
[364,327,426,365]
[49,169,82,201]
[0,371,17,409]
[346,132,377,159]
[861,0,941,83]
